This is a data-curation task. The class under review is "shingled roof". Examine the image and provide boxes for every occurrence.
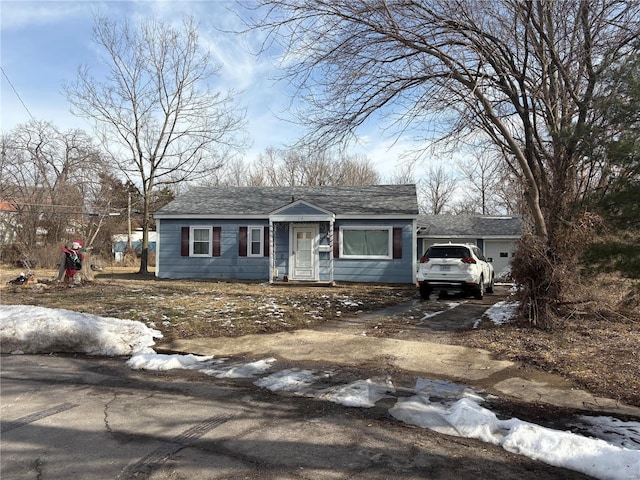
[417,214,523,237]
[154,184,419,217]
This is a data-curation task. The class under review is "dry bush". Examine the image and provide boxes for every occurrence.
[571,273,640,321]
[511,235,563,329]
[511,212,605,329]
[619,285,640,312]
[1,244,67,270]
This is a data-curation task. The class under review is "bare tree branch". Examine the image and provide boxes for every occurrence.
[64,15,247,273]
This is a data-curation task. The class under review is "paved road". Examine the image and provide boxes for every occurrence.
[3,288,630,480]
[1,351,594,480]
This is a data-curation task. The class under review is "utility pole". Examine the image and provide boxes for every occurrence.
[127,192,132,249]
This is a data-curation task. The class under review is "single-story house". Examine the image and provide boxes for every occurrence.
[153,184,419,284]
[0,200,18,245]
[417,215,523,276]
[112,231,157,261]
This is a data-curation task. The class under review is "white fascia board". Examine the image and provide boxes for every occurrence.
[270,214,333,222]
[153,214,268,220]
[334,214,419,221]
[417,234,521,239]
[480,235,522,240]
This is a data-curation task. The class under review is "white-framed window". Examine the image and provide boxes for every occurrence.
[248,226,264,257]
[340,226,392,259]
[191,226,212,256]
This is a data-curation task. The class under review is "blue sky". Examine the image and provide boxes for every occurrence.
[0,0,417,180]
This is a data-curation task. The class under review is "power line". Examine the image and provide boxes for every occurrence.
[1,66,36,122]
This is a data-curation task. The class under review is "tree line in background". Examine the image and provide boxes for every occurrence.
[0,118,520,269]
[1,1,638,329]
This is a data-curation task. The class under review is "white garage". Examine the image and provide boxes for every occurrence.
[417,215,522,280]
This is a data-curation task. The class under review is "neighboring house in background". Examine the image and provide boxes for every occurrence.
[417,215,523,276]
[112,231,157,262]
[0,200,18,245]
[153,184,419,284]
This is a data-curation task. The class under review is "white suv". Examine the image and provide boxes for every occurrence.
[417,243,494,300]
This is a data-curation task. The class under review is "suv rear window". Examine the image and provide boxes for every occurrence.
[425,246,470,258]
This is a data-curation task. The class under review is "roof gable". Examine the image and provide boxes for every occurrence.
[269,200,333,217]
[155,184,419,218]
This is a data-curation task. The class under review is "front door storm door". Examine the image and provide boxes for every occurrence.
[291,225,317,280]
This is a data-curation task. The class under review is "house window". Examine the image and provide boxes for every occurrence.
[248,226,263,256]
[341,227,392,259]
[191,227,212,256]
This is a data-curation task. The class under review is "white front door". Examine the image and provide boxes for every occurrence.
[291,225,318,280]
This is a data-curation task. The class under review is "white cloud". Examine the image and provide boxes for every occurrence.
[0,0,88,31]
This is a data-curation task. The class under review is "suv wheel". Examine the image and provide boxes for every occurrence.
[474,276,484,300]
[487,275,494,294]
[419,282,432,300]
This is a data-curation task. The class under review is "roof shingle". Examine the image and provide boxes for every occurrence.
[154,184,419,217]
[417,214,523,237]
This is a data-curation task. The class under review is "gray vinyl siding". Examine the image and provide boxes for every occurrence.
[277,202,328,216]
[156,219,269,280]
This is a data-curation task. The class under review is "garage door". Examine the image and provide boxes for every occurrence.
[484,240,517,278]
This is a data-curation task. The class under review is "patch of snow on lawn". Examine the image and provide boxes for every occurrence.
[127,353,213,370]
[419,311,443,321]
[203,358,277,378]
[0,304,161,356]
[390,396,639,480]
[484,300,519,325]
[254,368,321,393]
[415,378,484,403]
[339,297,362,308]
[319,379,395,407]
[571,416,640,450]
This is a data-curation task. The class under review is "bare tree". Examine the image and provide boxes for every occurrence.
[457,150,503,215]
[418,163,457,214]
[248,147,379,186]
[248,0,640,324]
[333,153,381,185]
[64,15,246,273]
[493,164,527,216]
[388,160,416,185]
[201,157,252,187]
[1,121,107,262]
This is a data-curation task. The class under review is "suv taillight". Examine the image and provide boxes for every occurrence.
[420,256,429,263]
[461,257,476,264]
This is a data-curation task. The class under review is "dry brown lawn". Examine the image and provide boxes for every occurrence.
[1,266,638,407]
[453,276,640,407]
[0,267,415,340]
